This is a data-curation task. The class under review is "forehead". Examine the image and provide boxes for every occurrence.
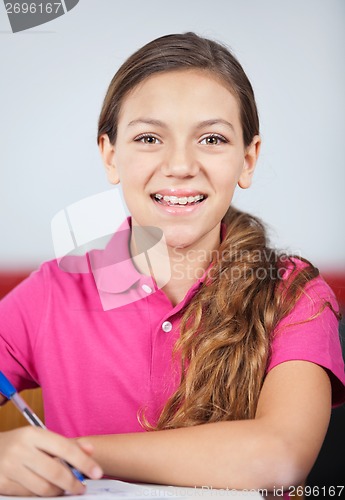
[117,69,241,125]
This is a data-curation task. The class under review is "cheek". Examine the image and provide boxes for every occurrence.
[214,170,241,208]
[210,148,244,170]
[116,150,156,182]
[215,154,245,185]
[213,166,241,190]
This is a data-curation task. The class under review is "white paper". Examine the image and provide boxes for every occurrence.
[0,479,264,499]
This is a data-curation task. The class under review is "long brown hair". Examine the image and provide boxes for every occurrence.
[97,32,339,428]
[153,207,332,427]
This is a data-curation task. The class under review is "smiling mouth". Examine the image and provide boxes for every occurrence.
[151,193,207,206]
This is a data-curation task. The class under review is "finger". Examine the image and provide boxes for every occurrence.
[0,429,63,496]
[1,464,64,497]
[0,476,36,497]
[30,428,103,481]
[1,428,91,495]
[77,441,94,456]
[25,449,86,496]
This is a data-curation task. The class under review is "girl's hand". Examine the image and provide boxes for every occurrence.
[0,427,103,496]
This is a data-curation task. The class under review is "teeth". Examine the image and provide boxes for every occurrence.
[165,195,178,204]
[155,194,205,205]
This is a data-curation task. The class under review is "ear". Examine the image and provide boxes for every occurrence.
[98,134,120,185]
[238,135,261,189]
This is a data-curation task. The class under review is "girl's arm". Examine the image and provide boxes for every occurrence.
[80,360,331,491]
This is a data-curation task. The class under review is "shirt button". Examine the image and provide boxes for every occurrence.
[141,284,152,294]
[162,321,172,332]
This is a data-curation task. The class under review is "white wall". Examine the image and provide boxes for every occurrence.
[0,0,344,270]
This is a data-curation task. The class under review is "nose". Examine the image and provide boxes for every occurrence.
[161,142,199,178]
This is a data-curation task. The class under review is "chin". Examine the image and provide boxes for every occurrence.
[163,228,199,250]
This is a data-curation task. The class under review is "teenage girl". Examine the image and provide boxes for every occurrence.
[0,32,344,497]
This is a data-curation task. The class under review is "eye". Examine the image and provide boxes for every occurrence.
[200,134,228,145]
[134,134,162,145]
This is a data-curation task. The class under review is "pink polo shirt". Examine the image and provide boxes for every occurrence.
[0,219,344,437]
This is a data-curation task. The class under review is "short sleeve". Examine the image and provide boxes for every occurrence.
[0,264,48,392]
[267,273,345,407]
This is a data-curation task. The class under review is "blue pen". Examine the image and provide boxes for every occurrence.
[0,371,86,484]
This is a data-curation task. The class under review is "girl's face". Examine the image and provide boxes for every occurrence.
[100,69,260,251]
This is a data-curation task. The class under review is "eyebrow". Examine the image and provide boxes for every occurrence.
[127,118,168,128]
[196,119,235,132]
[127,118,235,132]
